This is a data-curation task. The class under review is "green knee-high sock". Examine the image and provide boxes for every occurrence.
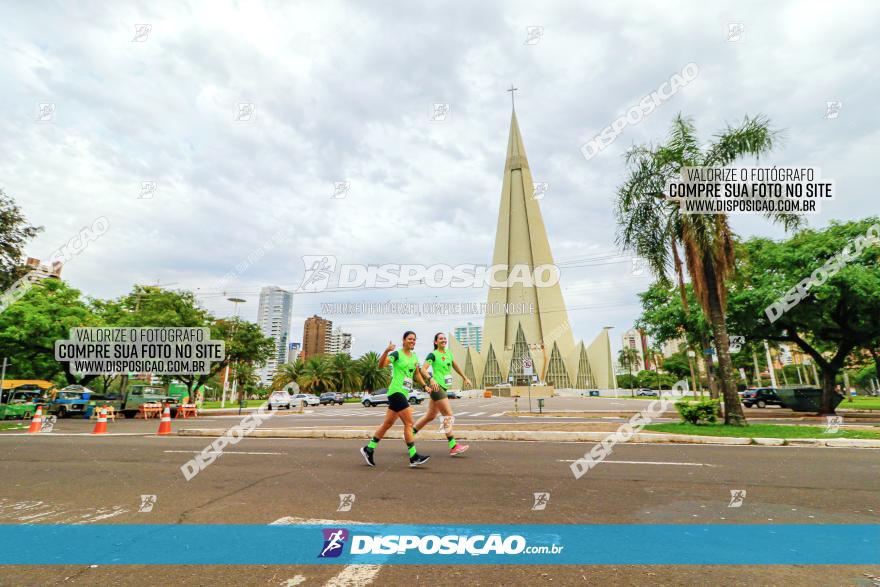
[407,442,417,457]
[367,436,380,450]
[447,435,456,448]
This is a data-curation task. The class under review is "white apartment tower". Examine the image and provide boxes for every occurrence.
[256,286,293,386]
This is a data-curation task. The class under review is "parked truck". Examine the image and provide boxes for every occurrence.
[97,384,181,419]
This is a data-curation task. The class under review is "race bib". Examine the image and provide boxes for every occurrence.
[403,377,413,391]
[444,375,453,386]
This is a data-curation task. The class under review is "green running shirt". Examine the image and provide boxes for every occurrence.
[387,350,419,397]
[425,348,455,390]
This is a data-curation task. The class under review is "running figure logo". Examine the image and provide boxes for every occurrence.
[298,255,337,293]
[728,490,746,508]
[824,415,843,434]
[318,528,349,558]
[138,495,157,513]
[337,493,356,512]
[532,492,550,511]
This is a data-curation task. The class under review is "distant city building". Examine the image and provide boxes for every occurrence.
[327,326,353,355]
[453,322,482,352]
[24,257,62,281]
[256,286,293,386]
[779,344,794,366]
[621,328,650,371]
[287,342,301,363]
[661,337,686,358]
[302,315,333,359]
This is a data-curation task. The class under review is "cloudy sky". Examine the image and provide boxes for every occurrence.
[2,0,877,358]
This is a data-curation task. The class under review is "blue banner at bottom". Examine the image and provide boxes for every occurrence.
[0,524,876,565]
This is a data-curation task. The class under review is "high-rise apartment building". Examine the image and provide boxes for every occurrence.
[256,286,293,386]
[302,315,333,359]
[453,322,483,352]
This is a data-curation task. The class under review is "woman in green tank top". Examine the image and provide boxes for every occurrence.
[413,332,472,457]
[360,331,431,468]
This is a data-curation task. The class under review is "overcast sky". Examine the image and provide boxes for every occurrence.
[2,0,877,358]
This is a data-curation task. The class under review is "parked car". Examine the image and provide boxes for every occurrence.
[362,391,389,407]
[741,388,784,409]
[408,390,429,405]
[267,390,293,410]
[320,392,345,405]
[636,389,658,397]
[446,389,463,399]
[291,393,320,407]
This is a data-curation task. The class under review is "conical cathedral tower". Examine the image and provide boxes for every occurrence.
[449,103,616,391]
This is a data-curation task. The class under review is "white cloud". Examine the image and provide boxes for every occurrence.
[1,0,876,357]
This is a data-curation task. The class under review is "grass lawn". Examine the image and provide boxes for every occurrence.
[839,397,880,410]
[643,422,880,439]
[0,422,27,431]
[199,400,266,410]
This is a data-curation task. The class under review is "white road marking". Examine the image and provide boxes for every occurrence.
[0,500,128,524]
[164,450,284,455]
[454,412,470,417]
[270,517,381,587]
[556,459,714,467]
[489,412,504,417]
[469,412,485,417]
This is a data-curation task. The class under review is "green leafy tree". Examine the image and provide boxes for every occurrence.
[617,347,640,396]
[662,351,692,379]
[272,359,304,391]
[356,351,390,392]
[616,113,801,425]
[189,317,275,397]
[299,355,336,394]
[0,188,43,290]
[726,218,880,413]
[0,279,98,385]
[328,353,362,394]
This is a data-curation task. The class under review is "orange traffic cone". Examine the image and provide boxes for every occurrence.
[27,406,43,434]
[91,408,108,435]
[157,405,172,435]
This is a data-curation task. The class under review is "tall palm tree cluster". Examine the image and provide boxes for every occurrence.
[270,351,390,395]
[615,113,800,425]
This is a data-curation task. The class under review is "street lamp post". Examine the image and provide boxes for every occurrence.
[221,297,246,408]
[603,327,616,398]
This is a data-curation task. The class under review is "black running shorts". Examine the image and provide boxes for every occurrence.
[430,389,447,401]
[387,392,410,412]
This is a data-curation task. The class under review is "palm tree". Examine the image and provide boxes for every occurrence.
[616,113,800,425]
[618,347,640,396]
[298,356,336,394]
[272,359,304,390]
[356,351,390,393]
[328,353,361,394]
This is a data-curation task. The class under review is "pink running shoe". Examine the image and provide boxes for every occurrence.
[450,443,469,457]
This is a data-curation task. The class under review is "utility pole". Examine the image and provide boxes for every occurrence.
[221,297,246,409]
[763,341,778,388]
[752,349,762,387]
[0,358,9,404]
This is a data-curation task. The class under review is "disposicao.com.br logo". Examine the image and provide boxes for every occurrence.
[319,528,563,557]
[297,255,560,292]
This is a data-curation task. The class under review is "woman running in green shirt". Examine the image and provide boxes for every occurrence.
[360,331,431,468]
[413,332,471,456]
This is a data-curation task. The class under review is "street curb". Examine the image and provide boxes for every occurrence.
[175,428,880,447]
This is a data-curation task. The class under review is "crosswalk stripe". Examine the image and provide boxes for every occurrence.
[489,412,504,417]
[454,412,470,417]
[469,412,485,417]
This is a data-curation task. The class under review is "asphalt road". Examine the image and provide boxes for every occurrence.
[0,431,878,586]
[15,396,876,436]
